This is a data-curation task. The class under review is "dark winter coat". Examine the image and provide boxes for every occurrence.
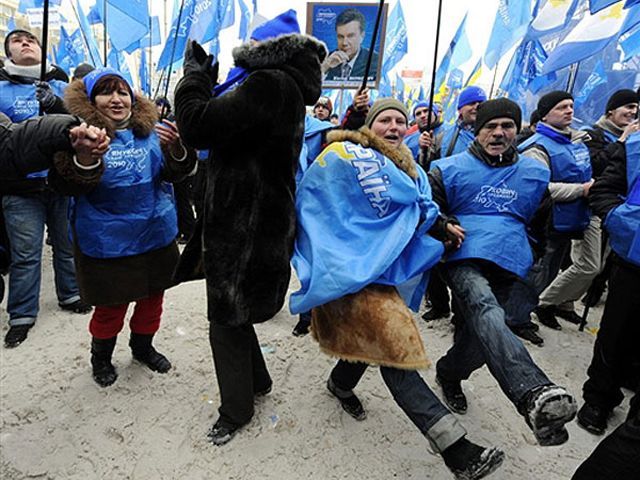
[583,123,623,178]
[174,33,326,326]
[57,80,197,306]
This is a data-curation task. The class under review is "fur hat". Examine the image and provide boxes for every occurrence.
[537,90,573,119]
[365,98,409,129]
[474,98,522,135]
[605,89,638,113]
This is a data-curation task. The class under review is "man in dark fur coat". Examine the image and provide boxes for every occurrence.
[174,11,326,445]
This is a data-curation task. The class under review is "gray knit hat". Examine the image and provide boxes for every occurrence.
[365,98,409,128]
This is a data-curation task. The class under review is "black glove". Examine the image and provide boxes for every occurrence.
[183,40,218,83]
[35,81,57,110]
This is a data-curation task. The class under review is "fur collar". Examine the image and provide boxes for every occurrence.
[64,79,158,139]
[326,127,418,179]
[233,34,327,71]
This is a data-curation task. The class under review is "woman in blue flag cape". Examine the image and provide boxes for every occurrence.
[291,98,504,480]
[56,68,196,388]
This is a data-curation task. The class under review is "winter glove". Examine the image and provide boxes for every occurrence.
[183,40,219,83]
[35,81,57,110]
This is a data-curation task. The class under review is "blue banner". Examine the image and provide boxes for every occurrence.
[381,0,408,75]
[76,0,103,67]
[484,0,533,69]
[98,0,150,52]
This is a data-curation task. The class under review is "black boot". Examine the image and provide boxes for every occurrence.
[91,336,118,387]
[129,333,172,373]
[442,437,505,480]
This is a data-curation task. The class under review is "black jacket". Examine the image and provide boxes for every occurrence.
[583,125,624,179]
[174,34,326,326]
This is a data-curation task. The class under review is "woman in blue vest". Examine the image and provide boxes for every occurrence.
[60,68,196,387]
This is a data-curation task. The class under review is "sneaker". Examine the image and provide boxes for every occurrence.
[421,308,450,322]
[207,419,240,446]
[292,319,310,337]
[436,373,468,414]
[534,306,562,330]
[509,325,544,347]
[442,438,505,480]
[59,300,93,314]
[577,403,609,435]
[327,377,367,421]
[554,308,582,325]
[521,385,577,446]
[4,324,33,348]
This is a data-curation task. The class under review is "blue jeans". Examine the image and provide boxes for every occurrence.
[2,193,80,326]
[437,261,550,406]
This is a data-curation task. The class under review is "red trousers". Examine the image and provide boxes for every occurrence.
[89,292,164,339]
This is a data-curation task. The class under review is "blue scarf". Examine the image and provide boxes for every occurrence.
[536,122,572,145]
[213,66,249,97]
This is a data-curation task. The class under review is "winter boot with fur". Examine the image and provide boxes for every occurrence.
[129,333,172,373]
[91,336,118,387]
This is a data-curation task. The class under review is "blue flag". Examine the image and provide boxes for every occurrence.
[378,74,393,98]
[381,0,408,75]
[107,49,134,87]
[528,0,580,39]
[395,74,405,102]
[98,0,150,52]
[8,17,16,31]
[76,1,102,67]
[574,60,607,107]
[434,14,471,92]
[590,0,620,14]
[239,0,252,40]
[620,25,640,60]
[88,3,102,24]
[139,48,150,96]
[626,0,640,7]
[484,0,534,69]
[18,0,61,14]
[125,16,162,53]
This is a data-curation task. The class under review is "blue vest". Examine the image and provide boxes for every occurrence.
[0,78,68,179]
[604,133,640,267]
[72,129,178,258]
[432,151,550,277]
[519,130,592,232]
[440,122,474,158]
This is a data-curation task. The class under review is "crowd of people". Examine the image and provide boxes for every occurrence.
[1,8,639,480]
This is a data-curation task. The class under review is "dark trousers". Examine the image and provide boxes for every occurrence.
[426,264,450,313]
[572,387,640,479]
[583,258,640,411]
[173,178,195,239]
[209,323,272,428]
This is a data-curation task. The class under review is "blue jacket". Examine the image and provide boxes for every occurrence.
[439,121,475,158]
[432,150,550,277]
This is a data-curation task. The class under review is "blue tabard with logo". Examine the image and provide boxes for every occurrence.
[0,78,68,178]
[432,151,550,278]
[72,129,178,258]
[604,132,640,267]
[519,128,592,232]
[440,122,475,158]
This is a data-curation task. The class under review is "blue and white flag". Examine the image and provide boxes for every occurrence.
[620,25,640,60]
[139,48,150,96]
[381,0,408,75]
[574,60,607,107]
[238,0,253,40]
[76,1,103,67]
[434,14,471,92]
[528,0,580,38]
[626,0,640,8]
[590,0,621,14]
[542,3,634,74]
[98,0,150,52]
[107,49,134,87]
[17,0,61,14]
[484,0,534,69]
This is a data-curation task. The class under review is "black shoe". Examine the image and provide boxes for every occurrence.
[436,373,468,414]
[292,319,310,337]
[534,306,562,330]
[421,308,450,322]
[577,403,609,435]
[207,419,240,446]
[91,336,118,387]
[59,299,93,314]
[510,325,544,347]
[4,324,33,348]
[327,377,367,421]
[554,308,582,325]
[442,438,505,480]
[520,385,577,446]
[254,382,273,397]
[129,333,172,373]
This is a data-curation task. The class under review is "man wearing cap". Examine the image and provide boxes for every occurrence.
[0,29,91,348]
[313,96,333,121]
[404,101,442,163]
[519,91,600,330]
[430,98,578,447]
[434,86,486,159]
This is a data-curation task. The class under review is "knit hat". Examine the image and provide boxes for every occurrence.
[4,29,40,58]
[529,109,540,126]
[250,9,300,42]
[83,67,135,104]
[605,89,638,113]
[474,98,522,136]
[537,90,573,119]
[365,98,409,128]
[457,86,487,109]
[412,100,441,119]
[72,63,95,80]
[314,96,333,113]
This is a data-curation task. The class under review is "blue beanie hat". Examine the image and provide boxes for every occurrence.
[457,86,487,109]
[412,100,441,119]
[83,67,135,103]
[250,9,300,42]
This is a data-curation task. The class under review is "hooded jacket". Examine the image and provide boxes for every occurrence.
[174,33,326,326]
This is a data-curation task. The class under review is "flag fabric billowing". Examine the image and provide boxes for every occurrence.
[76,1,103,67]
[125,17,162,54]
[381,0,408,75]
[625,0,640,8]
[239,0,253,40]
[574,60,607,107]
[8,17,16,31]
[57,26,86,72]
[464,58,483,86]
[395,74,406,102]
[484,0,534,69]
[221,0,236,29]
[590,0,621,14]
[98,0,150,52]
[620,25,640,60]
[528,0,580,38]
[107,49,134,87]
[87,3,101,24]
[621,4,640,32]
[434,14,471,93]
[139,48,150,96]
[17,0,61,14]
[378,74,393,98]
[542,3,633,74]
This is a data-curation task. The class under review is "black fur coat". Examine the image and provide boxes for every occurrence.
[174,33,326,326]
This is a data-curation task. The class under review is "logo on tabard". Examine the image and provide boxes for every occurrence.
[12,96,38,116]
[474,181,518,212]
[105,138,149,174]
[346,143,392,218]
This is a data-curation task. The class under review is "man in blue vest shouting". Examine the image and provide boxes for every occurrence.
[429,98,578,447]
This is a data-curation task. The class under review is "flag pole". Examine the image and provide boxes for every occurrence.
[148,15,153,97]
[566,62,580,94]
[489,58,500,99]
[39,0,50,116]
[426,0,443,132]
[160,0,186,120]
[359,0,385,93]
[103,0,108,66]
[69,1,99,67]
